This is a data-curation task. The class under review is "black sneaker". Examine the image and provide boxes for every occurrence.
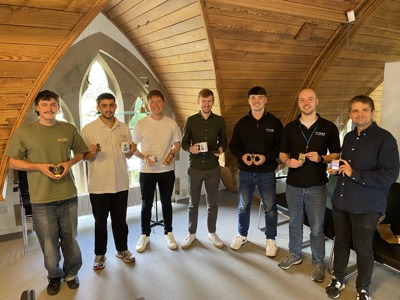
[325,276,345,299]
[66,277,80,289]
[47,277,61,295]
[356,289,371,300]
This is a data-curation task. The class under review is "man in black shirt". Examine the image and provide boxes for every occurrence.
[229,86,283,257]
[181,88,227,249]
[279,88,340,283]
[326,95,399,300]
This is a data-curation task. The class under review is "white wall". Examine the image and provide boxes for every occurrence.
[381,61,400,182]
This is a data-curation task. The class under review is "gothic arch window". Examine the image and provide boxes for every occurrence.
[80,57,123,129]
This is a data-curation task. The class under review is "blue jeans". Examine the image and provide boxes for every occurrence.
[286,184,327,265]
[32,196,82,280]
[237,170,277,239]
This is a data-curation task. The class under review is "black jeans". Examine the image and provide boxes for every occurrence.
[332,208,380,291]
[139,171,175,235]
[89,191,129,255]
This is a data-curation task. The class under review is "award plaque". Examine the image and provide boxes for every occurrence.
[298,153,306,163]
[49,166,64,178]
[121,142,130,153]
[197,142,208,152]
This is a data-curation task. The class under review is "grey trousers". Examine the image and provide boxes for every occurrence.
[187,166,221,233]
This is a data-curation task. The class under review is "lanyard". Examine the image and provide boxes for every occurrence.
[298,124,318,152]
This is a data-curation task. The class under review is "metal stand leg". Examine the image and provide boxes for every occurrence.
[150,189,164,228]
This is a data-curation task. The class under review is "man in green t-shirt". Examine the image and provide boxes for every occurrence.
[5,90,87,296]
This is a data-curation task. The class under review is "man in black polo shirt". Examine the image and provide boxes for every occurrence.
[278,88,340,283]
[181,88,227,249]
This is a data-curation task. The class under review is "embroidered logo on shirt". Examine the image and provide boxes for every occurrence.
[58,137,69,143]
[265,128,274,133]
[315,132,326,136]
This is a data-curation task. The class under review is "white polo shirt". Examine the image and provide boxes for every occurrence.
[81,118,132,194]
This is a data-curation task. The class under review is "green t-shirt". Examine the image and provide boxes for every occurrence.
[5,121,88,203]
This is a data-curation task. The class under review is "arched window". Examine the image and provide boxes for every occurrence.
[127,95,149,184]
[77,57,149,190]
[80,59,121,129]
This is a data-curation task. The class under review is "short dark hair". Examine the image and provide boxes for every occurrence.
[96,93,116,105]
[198,88,214,100]
[248,86,267,97]
[34,90,60,116]
[34,90,60,106]
[348,95,375,113]
[147,89,164,102]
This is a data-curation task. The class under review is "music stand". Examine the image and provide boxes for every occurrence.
[150,187,164,228]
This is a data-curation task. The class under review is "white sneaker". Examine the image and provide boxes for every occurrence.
[116,249,136,263]
[181,233,196,249]
[208,233,224,249]
[164,232,178,250]
[136,234,149,253]
[230,234,247,250]
[265,239,278,257]
[93,255,106,270]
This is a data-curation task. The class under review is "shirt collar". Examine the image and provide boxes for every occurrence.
[97,117,120,128]
[353,121,377,135]
[197,111,214,120]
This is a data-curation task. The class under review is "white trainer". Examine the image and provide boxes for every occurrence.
[230,234,247,250]
[116,249,136,263]
[208,233,224,249]
[136,234,149,253]
[164,232,178,250]
[265,239,278,257]
[181,233,196,249]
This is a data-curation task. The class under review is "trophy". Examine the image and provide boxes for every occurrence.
[246,153,260,163]
[49,165,64,178]
[164,154,173,165]
[130,142,137,153]
[246,154,255,162]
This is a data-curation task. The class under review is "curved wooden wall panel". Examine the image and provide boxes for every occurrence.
[0,0,110,200]
[1,0,400,199]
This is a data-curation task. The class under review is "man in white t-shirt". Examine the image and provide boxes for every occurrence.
[132,90,182,252]
[81,93,136,271]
